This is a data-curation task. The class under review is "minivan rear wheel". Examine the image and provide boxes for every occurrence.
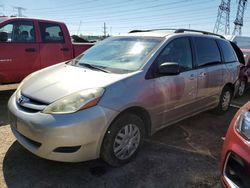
[213,86,232,114]
[101,113,145,167]
[236,79,246,97]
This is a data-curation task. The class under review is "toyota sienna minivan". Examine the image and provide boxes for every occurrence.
[8,29,241,166]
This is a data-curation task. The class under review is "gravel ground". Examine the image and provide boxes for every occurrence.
[0,89,249,188]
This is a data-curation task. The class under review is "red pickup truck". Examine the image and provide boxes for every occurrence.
[0,17,94,84]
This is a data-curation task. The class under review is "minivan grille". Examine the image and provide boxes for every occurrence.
[16,90,48,112]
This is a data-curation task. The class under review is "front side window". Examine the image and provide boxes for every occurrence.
[0,21,35,43]
[72,37,162,73]
[194,37,221,67]
[156,37,193,72]
[218,40,237,63]
[39,22,64,43]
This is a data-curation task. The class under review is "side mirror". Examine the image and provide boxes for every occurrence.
[158,62,180,75]
[0,32,8,42]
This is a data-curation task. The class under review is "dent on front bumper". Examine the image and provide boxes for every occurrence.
[8,93,117,162]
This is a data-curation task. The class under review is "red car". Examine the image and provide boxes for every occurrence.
[237,49,250,97]
[221,102,250,187]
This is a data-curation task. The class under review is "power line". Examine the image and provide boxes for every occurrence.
[40,3,216,23]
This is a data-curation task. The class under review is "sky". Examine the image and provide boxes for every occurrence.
[0,0,249,36]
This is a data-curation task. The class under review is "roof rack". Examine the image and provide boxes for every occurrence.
[129,28,225,39]
[129,28,177,33]
[174,29,225,39]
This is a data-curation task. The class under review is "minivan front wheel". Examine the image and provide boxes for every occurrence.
[101,113,145,167]
[213,86,232,114]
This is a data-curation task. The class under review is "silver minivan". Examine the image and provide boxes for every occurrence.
[8,29,240,166]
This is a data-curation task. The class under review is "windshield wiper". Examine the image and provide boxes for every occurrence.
[79,63,110,73]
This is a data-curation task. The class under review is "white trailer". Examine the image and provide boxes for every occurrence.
[224,35,250,49]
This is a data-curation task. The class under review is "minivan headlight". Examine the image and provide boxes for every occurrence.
[43,88,105,114]
[237,110,250,140]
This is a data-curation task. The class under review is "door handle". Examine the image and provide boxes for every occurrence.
[25,48,36,52]
[189,74,196,80]
[60,48,69,51]
[198,72,207,77]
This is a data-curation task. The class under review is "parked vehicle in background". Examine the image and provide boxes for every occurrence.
[225,35,250,49]
[221,101,250,188]
[236,49,250,97]
[8,29,241,166]
[0,17,94,84]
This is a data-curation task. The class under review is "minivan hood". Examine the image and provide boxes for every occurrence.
[21,64,135,104]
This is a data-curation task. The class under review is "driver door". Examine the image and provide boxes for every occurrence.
[153,37,198,129]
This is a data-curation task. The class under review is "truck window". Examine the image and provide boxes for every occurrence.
[217,40,237,63]
[194,37,221,67]
[0,21,35,43]
[39,22,64,43]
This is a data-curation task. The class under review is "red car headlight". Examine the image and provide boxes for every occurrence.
[237,110,250,140]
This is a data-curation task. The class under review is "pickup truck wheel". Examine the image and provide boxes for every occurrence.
[236,79,246,97]
[213,86,232,114]
[101,113,145,167]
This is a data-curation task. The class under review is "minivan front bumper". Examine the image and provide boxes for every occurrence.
[8,92,117,162]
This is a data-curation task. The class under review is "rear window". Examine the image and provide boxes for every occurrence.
[194,37,221,67]
[218,40,237,63]
[39,22,64,43]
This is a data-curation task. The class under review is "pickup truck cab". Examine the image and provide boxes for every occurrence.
[0,17,94,84]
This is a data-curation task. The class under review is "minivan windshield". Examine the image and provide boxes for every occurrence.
[71,36,163,73]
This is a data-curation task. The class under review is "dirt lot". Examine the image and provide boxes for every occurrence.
[0,90,249,188]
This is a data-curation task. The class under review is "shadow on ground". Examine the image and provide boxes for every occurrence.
[3,140,219,188]
[0,90,14,126]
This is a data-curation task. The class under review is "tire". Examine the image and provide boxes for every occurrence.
[236,79,246,97]
[101,113,145,167]
[213,86,233,114]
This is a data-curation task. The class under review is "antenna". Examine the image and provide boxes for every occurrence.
[232,0,248,35]
[214,0,231,35]
[103,22,107,38]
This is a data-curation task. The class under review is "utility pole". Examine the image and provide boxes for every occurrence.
[103,22,107,38]
[13,6,26,17]
[0,5,4,16]
[213,0,231,35]
[77,21,82,35]
[232,0,247,36]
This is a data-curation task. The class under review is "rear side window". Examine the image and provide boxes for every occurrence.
[39,22,64,43]
[194,38,221,67]
[0,21,35,43]
[218,40,237,63]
